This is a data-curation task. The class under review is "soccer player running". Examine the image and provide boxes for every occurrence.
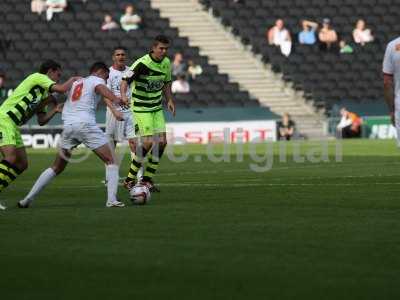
[104,46,143,183]
[19,62,125,208]
[121,35,176,191]
[383,37,400,134]
[0,60,79,210]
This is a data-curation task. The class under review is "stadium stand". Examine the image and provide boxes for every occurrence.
[199,0,398,115]
[0,0,270,111]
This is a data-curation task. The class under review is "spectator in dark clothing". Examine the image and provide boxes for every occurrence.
[277,113,295,140]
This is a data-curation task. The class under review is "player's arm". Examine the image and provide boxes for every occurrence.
[383,42,395,125]
[384,73,395,125]
[120,62,147,106]
[36,96,64,126]
[103,97,124,121]
[95,84,121,104]
[51,76,81,94]
[163,81,176,117]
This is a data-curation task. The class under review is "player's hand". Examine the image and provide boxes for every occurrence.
[70,76,82,82]
[113,111,124,121]
[167,99,176,117]
[55,103,64,113]
[390,111,395,126]
[121,96,130,107]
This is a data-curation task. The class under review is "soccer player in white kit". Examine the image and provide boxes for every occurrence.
[383,37,400,141]
[104,47,142,182]
[18,62,126,208]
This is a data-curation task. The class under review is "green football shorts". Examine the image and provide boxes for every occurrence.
[0,115,24,148]
[133,110,166,137]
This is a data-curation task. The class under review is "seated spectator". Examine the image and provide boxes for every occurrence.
[31,0,46,15]
[172,74,190,94]
[336,107,362,138]
[318,18,338,51]
[353,19,374,46]
[172,52,187,77]
[339,40,353,54]
[0,74,12,104]
[267,19,292,56]
[102,14,119,31]
[46,0,67,21]
[298,20,318,45]
[187,60,202,80]
[120,4,142,31]
[277,113,295,140]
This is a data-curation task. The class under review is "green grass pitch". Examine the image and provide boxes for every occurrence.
[1,139,400,299]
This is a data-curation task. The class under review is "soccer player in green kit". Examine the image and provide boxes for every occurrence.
[120,35,176,192]
[0,60,79,210]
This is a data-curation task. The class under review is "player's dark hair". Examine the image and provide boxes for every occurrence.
[153,35,170,46]
[90,61,109,73]
[113,46,127,54]
[39,60,61,74]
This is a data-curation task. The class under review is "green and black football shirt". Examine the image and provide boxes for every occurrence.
[0,73,54,126]
[123,54,172,113]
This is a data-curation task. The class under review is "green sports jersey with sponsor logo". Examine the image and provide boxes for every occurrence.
[0,73,54,126]
[123,53,172,113]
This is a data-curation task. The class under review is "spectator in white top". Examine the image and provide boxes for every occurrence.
[267,19,292,57]
[353,19,374,46]
[102,14,119,31]
[31,0,46,15]
[172,74,190,94]
[46,0,67,21]
[120,4,142,32]
[187,60,203,80]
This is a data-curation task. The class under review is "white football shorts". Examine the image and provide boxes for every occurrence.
[105,108,136,142]
[61,122,109,151]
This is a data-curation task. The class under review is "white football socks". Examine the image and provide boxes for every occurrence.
[20,168,57,206]
[106,164,119,203]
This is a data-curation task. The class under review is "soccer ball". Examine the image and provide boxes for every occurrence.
[129,184,151,205]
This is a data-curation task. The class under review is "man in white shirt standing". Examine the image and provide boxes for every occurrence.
[19,62,125,208]
[105,47,142,183]
[383,36,400,144]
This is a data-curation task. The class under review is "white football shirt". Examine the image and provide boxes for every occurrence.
[383,37,400,107]
[62,75,106,125]
[107,66,131,112]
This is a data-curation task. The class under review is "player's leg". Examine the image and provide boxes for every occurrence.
[18,149,71,208]
[124,112,153,188]
[141,110,168,191]
[92,143,124,207]
[0,120,27,208]
[104,108,118,185]
[85,123,124,207]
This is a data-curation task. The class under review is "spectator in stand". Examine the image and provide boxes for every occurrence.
[353,19,374,46]
[46,0,67,21]
[298,20,318,45]
[339,40,353,54]
[172,74,190,94]
[277,113,296,140]
[0,74,12,104]
[187,60,203,80]
[120,4,142,32]
[172,52,187,77]
[102,14,119,31]
[336,107,362,138]
[31,0,46,15]
[318,18,338,51]
[267,19,292,57]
